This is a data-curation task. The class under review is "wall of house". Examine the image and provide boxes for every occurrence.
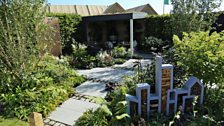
[116,20,129,42]
[86,20,130,47]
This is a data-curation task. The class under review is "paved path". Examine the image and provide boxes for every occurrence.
[45,98,99,126]
[44,58,152,126]
[75,81,107,98]
[113,59,152,69]
[77,68,135,83]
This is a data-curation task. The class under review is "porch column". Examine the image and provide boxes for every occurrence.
[130,19,134,56]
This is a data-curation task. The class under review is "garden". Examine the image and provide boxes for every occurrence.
[0,0,224,126]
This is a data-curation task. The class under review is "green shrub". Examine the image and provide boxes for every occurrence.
[0,55,85,120]
[143,36,165,52]
[71,43,96,69]
[145,15,173,41]
[145,14,213,42]
[96,51,114,67]
[0,0,49,93]
[112,46,128,58]
[173,31,224,122]
[0,0,85,121]
[173,31,224,86]
[76,96,130,126]
[203,88,224,123]
[75,106,111,126]
[114,58,126,64]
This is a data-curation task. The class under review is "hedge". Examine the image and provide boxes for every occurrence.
[145,13,219,42]
[145,15,173,42]
[47,13,82,54]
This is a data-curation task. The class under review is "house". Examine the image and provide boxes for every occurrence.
[126,4,158,15]
[48,3,158,55]
[48,5,107,16]
[103,2,125,14]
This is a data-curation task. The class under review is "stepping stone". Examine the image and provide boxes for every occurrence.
[53,122,61,126]
[44,118,50,123]
[49,120,56,125]
[113,59,152,69]
[77,68,135,83]
[48,98,99,126]
[75,81,107,98]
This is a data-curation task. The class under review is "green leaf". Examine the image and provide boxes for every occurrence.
[101,105,112,116]
[115,114,129,120]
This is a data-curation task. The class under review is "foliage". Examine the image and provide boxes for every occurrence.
[173,31,224,124]
[203,88,224,123]
[76,95,130,126]
[173,31,224,87]
[0,116,27,126]
[96,51,114,67]
[145,15,173,41]
[112,46,128,58]
[75,103,112,126]
[0,55,85,119]
[145,10,221,47]
[109,101,130,126]
[171,0,221,35]
[71,43,96,69]
[163,48,187,87]
[210,13,224,35]
[0,0,85,122]
[114,58,126,65]
[0,0,48,91]
[143,36,166,52]
[47,13,82,54]
[70,44,128,68]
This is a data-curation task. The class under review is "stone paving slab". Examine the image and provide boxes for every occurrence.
[77,67,135,83]
[47,98,99,126]
[46,58,152,126]
[75,81,107,98]
[113,59,152,69]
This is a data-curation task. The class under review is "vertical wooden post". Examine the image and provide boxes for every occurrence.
[161,68,171,111]
[29,112,44,126]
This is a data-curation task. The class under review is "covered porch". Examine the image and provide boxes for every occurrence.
[82,12,147,56]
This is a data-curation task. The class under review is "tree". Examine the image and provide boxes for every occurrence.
[0,0,49,91]
[171,0,222,35]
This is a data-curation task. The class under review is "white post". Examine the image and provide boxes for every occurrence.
[130,19,134,57]
[155,56,162,113]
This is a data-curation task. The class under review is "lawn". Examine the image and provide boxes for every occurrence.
[0,116,28,126]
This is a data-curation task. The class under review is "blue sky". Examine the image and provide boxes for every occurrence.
[47,0,224,15]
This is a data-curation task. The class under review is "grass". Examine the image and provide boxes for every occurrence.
[0,116,28,126]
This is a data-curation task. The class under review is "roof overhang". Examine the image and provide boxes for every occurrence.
[82,12,147,22]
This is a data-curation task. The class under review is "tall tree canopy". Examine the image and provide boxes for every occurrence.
[171,0,222,34]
